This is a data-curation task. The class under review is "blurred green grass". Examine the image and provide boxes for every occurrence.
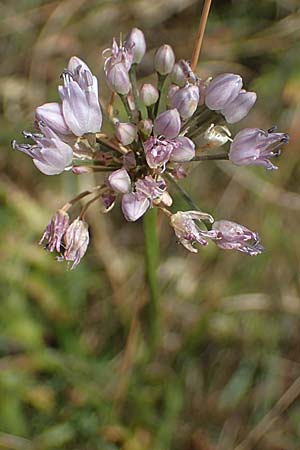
[1,1,300,449]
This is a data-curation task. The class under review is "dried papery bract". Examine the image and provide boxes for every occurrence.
[64,218,89,270]
[39,209,70,253]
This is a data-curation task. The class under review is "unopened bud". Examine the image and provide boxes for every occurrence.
[154,44,175,75]
[138,119,153,138]
[140,83,159,107]
[221,91,257,124]
[153,108,181,139]
[115,122,137,145]
[72,166,94,174]
[125,27,146,64]
[205,73,242,111]
[170,136,195,162]
[171,62,186,87]
[122,193,150,222]
[105,62,131,95]
[171,85,199,120]
[108,168,131,194]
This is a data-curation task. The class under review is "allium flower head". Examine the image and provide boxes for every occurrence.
[212,220,264,256]
[170,210,218,253]
[229,127,289,170]
[59,57,102,136]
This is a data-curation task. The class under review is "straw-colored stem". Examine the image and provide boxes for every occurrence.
[191,0,212,71]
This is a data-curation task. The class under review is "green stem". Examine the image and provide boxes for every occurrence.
[119,94,132,120]
[191,153,229,161]
[143,207,159,354]
[129,64,148,120]
[155,73,169,116]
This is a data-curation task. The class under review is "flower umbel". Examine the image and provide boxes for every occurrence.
[12,26,289,267]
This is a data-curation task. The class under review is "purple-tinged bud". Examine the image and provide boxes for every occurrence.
[105,62,131,95]
[35,102,71,137]
[170,136,195,162]
[154,108,181,139]
[167,84,180,106]
[154,44,175,75]
[100,191,116,213]
[171,62,186,87]
[205,73,242,111]
[170,210,218,253]
[115,122,137,145]
[108,168,131,194]
[138,119,153,138]
[123,151,137,169]
[125,28,146,64]
[171,85,199,120]
[39,209,70,253]
[122,193,150,222]
[64,218,89,269]
[140,83,159,107]
[221,91,257,124]
[72,166,94,174]
[212,220,264,256]
[144,136,174,169]
[229,127,289,170]
[59,57,102,136]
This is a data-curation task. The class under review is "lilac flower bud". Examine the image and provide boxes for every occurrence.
[144,136,174,169]
[229,127,289,170]
[59,56,102,136]
[153,109,181,139]
[122,193,150,222]
[72,166,93,174]
[64,218,89,269]
[12,125,73,175]
[171,85,199,120]
[35,102,71,137]
[212,220,264,256]
[221,91,257,124]
[115,122,137,145]
[205,73,242,111]
[125,28,146,64]
[171,62,186,87]
[138,119,153,138]
[167,85,180,106]
[170,136,195,162]
[39,209,70,253]
[170,210,218,253]
[123,151,137,169]
[108,168,131,194]
[140,83,159,107]
[154,44,175,75]
[105,62,131,95]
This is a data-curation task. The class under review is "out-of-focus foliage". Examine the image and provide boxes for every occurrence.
[1,1,300,449]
